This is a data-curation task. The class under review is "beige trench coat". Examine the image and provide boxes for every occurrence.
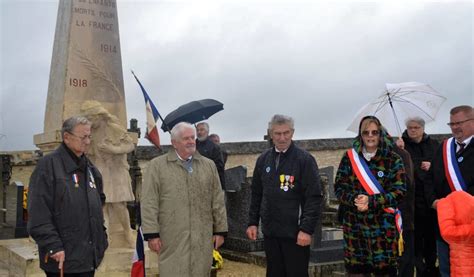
[141,150,228,277]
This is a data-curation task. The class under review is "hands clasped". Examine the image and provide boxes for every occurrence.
[354,194,369,212]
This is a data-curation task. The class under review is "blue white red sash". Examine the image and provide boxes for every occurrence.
[442,138,467,192]
[347,149,403,237]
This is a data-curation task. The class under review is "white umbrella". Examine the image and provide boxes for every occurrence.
[347,82,447,136]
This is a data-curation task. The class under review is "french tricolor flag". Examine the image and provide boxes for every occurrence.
[131,227,146,277]
[132,71,161,149]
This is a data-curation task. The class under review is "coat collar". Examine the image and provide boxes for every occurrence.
[271,141,295,157]
[56,143,84,174]
[167,149,204,162]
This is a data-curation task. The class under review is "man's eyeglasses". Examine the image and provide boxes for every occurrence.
[447,118,473,127]
[67,132,92,141]
[361,130,380,137]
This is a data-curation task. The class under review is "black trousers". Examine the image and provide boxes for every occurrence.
[398,230,415,277]
[414,213,438,276]
[45,271,94,277]
[264,236,310,277]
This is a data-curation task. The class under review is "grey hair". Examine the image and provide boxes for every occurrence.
[268,114,295,132]
[450,105,473,116]
[170,122,195,141]
[61,116,91,139]
[405,116,425,128]
[196,122,209,132]
[209,133,219,140]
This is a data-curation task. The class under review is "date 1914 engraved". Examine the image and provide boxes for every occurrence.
[100,44,117,53]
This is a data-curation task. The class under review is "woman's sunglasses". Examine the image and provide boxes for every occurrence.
[361,130,380,137]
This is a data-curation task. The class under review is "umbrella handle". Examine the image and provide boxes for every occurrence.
[387,92,403,137]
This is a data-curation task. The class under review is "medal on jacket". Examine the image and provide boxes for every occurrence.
[72,174,79,188]
[285,175,290,187]
[279,174,285,190]
[88,170,96,189]
[289,175,295,188]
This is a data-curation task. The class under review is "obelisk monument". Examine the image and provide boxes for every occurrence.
[34,0,128,152]
[34,0,137,249]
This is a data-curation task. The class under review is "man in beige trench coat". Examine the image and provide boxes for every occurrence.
[141,122,228,277]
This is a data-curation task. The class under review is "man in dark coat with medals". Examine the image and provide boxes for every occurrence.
[426,105,474,277]
[28,116,108,277]
[247,114,322,277]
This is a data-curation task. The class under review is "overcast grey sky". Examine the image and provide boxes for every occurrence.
[1,0,473,151]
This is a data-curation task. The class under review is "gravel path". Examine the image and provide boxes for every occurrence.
[217,259,266,277]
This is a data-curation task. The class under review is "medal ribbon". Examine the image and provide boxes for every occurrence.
[347,149,404,255]
[442,138,466,192]
[88,169,96,188]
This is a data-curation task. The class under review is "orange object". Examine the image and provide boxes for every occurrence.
[437,191,474,277]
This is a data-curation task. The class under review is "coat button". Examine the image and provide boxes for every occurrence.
[89,241,92,244]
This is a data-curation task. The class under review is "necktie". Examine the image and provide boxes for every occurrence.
[183,158,193,173]
[275,153,281,169]
[456,142,466,158]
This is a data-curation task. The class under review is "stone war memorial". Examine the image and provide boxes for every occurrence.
[0,0,158,276]
[34,0,128,153]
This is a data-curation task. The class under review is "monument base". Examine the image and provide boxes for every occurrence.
[0,238,159,277]
[33,131,62,155]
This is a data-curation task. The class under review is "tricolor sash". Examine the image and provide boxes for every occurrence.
[347,148,404,255]
[442,137,467,192]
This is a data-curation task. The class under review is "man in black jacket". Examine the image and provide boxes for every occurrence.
[209,133,228,165]
[397,117,439,276]
[196,122,226,189]
[246,114,322,277]
[28,116,108,277]
[426,105,474,277]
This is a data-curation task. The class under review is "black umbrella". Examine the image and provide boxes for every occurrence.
[161,99,224,132]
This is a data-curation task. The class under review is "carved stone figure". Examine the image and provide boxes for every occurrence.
[81,100,135,248]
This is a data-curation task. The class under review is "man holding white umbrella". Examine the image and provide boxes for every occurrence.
[396,117,440,276]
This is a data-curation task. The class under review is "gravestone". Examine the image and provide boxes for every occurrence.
[319,166,335,200]
[34,0,128,153]
[224,175,264,252]
[13,182,28,238]
[224,165,246,192]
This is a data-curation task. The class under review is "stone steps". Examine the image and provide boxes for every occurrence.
[0,238,159,277]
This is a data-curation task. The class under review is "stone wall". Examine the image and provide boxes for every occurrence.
[134,134,449,177]
[6,134,450,185]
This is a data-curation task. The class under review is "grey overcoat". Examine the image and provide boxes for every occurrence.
[141,150,228,277]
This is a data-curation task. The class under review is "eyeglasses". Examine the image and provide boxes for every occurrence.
[67,132,92,141]
[361,130,380,137]
[447,118,473,127]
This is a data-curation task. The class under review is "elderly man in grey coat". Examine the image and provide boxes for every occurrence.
[141,122,228,277]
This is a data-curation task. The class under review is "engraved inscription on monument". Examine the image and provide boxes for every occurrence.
[35,0,128,152]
